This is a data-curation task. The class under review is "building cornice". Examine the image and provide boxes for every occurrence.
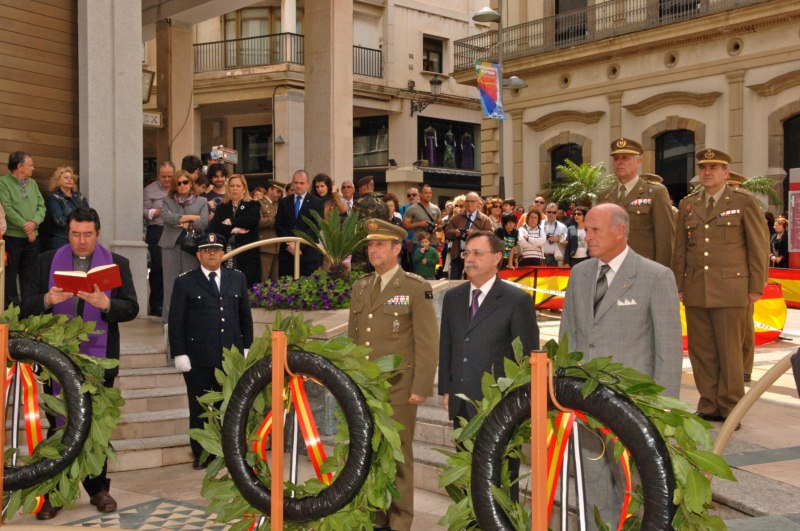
[527,110,604,131]
[623,92,722,116]
[748,69,800,96]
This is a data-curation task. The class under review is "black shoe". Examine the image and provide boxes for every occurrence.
[695,411,725,422]
[89,490,117,513]
[192,457,207,470]
[36,499,60,520]
[744,373,751,383]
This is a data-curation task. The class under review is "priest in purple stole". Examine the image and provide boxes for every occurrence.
[21,206,138,520]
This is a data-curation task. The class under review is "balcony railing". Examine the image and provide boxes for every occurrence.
[354,45,382,78]
[194,34,383,78]
[454,0,771,72]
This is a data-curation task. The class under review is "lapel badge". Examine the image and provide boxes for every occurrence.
[392,320,400,333]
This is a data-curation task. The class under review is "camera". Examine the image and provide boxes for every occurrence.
[459,228,468,239]
[425,222,436,234]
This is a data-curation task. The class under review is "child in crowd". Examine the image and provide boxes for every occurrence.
[413,232,439,280]
[495,212,519,269]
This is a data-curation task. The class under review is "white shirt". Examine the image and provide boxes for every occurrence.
[469,275,497,310]
[598,246,629,287]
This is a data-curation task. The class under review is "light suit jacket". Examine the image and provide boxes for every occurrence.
[559,249,682,397]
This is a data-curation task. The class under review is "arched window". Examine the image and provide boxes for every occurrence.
[783,114,800,208]
[655,129,694,203]
[551,143,583,184]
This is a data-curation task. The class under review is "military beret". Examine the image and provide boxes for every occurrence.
[610,137,643,156]
[727,171,747,186]
[364,218,406,242]
[696,148,731,165]
[197,232,226,249]
[641,173,663,184]
[357,175,374,189]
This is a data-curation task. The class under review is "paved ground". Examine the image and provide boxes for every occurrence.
[7,305,800,529]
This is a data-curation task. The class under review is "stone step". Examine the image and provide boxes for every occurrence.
[415,403,455,448]
[116,366,184,390]
[112,408,188,440]
[120,386,187,413]
[109,434,193,472]
[119,350,169,370]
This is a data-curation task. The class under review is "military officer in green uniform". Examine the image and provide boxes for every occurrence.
[348,218,439,531]
[598,138,675,267]
[671,149,769,422]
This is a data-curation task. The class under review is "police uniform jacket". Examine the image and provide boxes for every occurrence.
[168,267,254,367]
[671,185,769,308]
[598,177,675,267]
[348,268,439,405]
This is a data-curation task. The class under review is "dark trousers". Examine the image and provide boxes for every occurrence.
[46,372,115,495]
[278,248,321,278]
[449,257,465,280]
[4,235,39,308]
[146,225,164,314]
[183,365,221,458]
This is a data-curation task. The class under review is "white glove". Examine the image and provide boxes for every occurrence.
[174,355,192,373]
[244,348,250,359]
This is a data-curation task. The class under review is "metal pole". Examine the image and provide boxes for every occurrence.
[10,363,22,467]
[572,425,588,531]
[560,437,569,530]
[289,411,300,492]
[497,0,505,199]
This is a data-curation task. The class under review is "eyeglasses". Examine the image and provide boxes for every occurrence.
[465,199,478,203]
[491,205,501,208]
[574,212,583,216]
[407,193,418,198]
[534,200,545,204]
[461,249,495,258]
[546,210,558,214]
[342,185,354,189]
[177,180,191,186]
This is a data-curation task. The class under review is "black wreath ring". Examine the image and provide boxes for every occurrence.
[4,338,92,492]
[222,350,374,522]
[471,376,675,530]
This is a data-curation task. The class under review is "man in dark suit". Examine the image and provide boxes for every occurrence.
[275,169,325,278]
[438,230,539,423]
[168,233,253,469]
[22,206,139,519]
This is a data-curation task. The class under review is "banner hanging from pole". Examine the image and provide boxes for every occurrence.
[476,61,505,120]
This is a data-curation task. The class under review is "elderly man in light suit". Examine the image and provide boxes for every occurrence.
[559,203,682,530]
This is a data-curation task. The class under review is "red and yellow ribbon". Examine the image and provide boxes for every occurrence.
[545,411,632,530]
[252,375,332,485]
[5,363,46,514]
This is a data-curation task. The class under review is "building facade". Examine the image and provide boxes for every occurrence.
[454,0,800,212]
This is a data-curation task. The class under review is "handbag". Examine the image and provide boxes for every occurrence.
[179,222,199,255]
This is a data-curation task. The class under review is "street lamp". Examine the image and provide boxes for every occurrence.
[473,2,525,199]
[409,75,443,116]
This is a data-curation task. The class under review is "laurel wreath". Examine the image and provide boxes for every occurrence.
[438,336,736,531]
[1,307,124,520]
[192,312,403,530]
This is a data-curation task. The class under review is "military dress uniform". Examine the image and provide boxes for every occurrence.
[598,138,676,267]
[348,219,438,531]
[671,150,769,419]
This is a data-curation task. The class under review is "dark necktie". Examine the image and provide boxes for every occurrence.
[209,271,220,297]
[294,194,302,218]
[594,264,611,313]
[470,288,481,320]
[371,276,382,302]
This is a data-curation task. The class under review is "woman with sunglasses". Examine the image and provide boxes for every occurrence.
[485,198,503,230]
[566,206,590,267]
[159,170,209,325]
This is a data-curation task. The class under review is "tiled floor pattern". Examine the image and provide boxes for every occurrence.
[67,499,230,530]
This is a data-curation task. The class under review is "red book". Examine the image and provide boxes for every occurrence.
[54,264,122,293]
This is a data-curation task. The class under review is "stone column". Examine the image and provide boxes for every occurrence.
[607,91,623,140]
[304,0,353,180]
[509,109,524,201]
[78,0,147,315]
[273,87,305,182]
[156,19,196,163]
[727,70,746,172]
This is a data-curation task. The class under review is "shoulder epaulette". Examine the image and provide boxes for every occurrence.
[731,187,753,196]
[403,271,425,282]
